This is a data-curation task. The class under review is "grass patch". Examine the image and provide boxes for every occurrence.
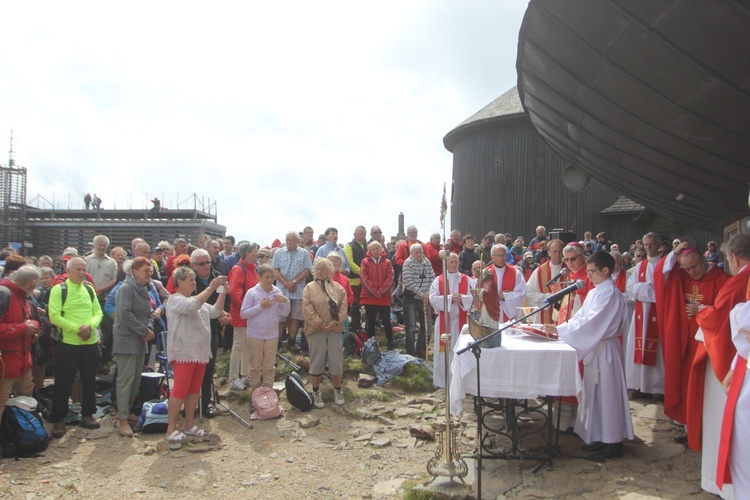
[214,352,230,379]
[403,479,436,500]
[343,357,372,375]
[374,390,399,402]
[389,363,435,393]
[222,390,253,405]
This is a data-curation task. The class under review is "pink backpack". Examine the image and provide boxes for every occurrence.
[250,387,284,420]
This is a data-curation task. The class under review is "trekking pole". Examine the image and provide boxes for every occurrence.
[211,378,253,429]
[276,352,331,380]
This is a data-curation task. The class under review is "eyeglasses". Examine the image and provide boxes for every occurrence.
[194,261,211,266]
[562,257,580,262]
[586,268,599,275]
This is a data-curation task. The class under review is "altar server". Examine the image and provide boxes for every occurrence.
[544,251,634,459]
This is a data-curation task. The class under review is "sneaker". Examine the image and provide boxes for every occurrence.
[240,377,251,388]
[334,388,345,406]
[81,416,101,429]
[313,391,324,409]
[230,379,247,391]
[51,421,66,439]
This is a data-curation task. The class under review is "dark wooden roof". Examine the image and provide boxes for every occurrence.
[516,0,750,232]
[600,195,645,215]
[443,87,524,151]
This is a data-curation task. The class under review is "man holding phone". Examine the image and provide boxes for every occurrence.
[191,249,230,418]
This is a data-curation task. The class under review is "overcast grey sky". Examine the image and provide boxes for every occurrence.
[1,1,528,246]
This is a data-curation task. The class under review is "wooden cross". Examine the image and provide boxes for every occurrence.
[685,285,704,304]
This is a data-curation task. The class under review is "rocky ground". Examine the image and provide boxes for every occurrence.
[0,350,719,499]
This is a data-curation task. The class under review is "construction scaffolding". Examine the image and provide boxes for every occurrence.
[0,160,27,250]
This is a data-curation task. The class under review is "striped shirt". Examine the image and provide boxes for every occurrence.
[271,246,313,300]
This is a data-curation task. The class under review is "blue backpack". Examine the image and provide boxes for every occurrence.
[136,400,169,433]
[1,405,50,458]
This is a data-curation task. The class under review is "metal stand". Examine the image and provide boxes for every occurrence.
[425,247,469,486]
[460,303,554,499]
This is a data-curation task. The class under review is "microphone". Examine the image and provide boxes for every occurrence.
[544,267,568,287]
[543,280,585,305]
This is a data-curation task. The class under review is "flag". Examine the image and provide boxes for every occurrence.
[440,183,447,230]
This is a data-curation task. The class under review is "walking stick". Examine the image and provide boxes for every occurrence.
[423,298,430,363]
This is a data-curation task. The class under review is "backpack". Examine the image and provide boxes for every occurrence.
[284,372,313,412]
[136,399,169,433]
[250,387,284,420]
[344,330,368,356]
[361,337,382,366]
[1,403,50,458]
[50,281,96,341]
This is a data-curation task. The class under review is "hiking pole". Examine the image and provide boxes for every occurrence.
[211,378,253,430]
[276,352,331,380]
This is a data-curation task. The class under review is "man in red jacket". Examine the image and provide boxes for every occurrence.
[0,266,41,414]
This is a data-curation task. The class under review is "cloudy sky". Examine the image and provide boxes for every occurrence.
[1,1,528,246]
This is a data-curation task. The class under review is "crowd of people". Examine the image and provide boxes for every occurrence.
[0,224,747,497]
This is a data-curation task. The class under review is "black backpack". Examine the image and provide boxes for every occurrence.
[285,372,313,412]
[0,405,50,458]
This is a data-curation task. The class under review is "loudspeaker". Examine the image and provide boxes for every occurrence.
[550,230,578,245]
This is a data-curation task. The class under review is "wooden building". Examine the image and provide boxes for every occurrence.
[443,87,721,249]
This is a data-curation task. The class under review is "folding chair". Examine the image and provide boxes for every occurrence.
[155,330,172,398]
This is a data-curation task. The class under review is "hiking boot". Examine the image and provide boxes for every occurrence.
[51,421,66,439]
[230,379,247,391]
[313,391,324,409]
[81,416,101,429]
[334,388,345,406]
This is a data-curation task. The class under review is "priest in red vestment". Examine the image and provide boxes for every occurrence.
[556,243,592,326]
[654,244,729,439]
[526,239,565,324]
[611,251,628,293]
[480,245,526,324]
[697,234,750,497]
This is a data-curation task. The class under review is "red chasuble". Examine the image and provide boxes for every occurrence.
[614,270,627,293]
[481,264,518,323]
[536,262,564,324]
[437,272,469,351]
[556,267,591,326]
[634,260,660,366]
[654,259,729,433]
[692,266,750,451]
[717,277,750,487]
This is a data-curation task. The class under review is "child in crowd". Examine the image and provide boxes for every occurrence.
[240,264,290,391]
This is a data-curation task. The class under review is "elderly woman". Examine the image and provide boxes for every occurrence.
[359,241,395,349]
[327,250,354,308]
[113,257,156,437]
[302,258,348,409]
[164,266,227,442]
